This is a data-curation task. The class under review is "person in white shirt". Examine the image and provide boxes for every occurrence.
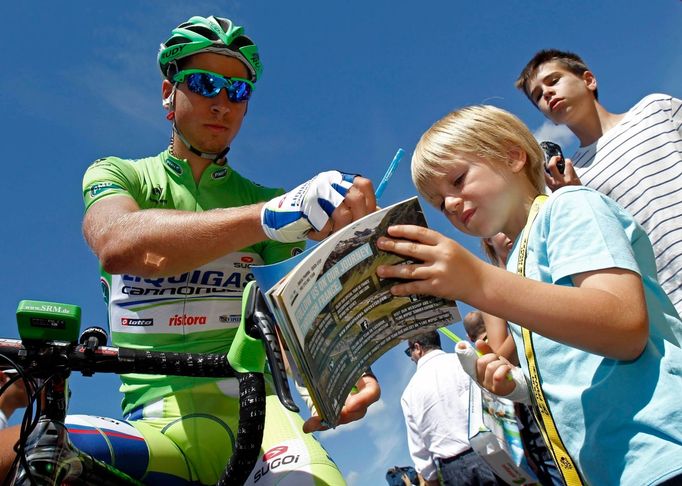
[0,371,27,430]
[400,330,501,486]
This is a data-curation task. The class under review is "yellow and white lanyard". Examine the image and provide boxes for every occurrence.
[516,194,584,486]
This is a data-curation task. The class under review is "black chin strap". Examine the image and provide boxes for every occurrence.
[172,124,230,162]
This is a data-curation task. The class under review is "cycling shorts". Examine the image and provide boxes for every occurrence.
[66,380,345,485]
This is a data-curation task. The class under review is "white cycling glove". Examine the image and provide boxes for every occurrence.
[455,341,531,405]
[261,170,356,242]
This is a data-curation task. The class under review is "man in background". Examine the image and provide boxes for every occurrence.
[400,330,501,486]
[463,311,487,343]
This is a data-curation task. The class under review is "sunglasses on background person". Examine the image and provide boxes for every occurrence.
[404,343,421,357]
[172,69,254,103]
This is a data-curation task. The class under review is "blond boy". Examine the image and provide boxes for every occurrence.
[377,105,682,485]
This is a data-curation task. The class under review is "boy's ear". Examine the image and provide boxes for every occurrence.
[507,145,527,172]
[582,70,597,94]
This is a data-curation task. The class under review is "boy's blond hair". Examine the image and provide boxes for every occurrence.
[411,105,545,206]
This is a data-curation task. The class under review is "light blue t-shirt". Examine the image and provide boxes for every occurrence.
[506,186,682,486]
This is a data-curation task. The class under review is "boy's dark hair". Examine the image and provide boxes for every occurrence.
[515,49,598,102]
[408,330,441,352]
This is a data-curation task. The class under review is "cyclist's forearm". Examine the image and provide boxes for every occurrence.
[84,201,267,277]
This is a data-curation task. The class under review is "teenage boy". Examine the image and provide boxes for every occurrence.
[515,49,682,316]
[0,15,379,485]
[377,104,682,485]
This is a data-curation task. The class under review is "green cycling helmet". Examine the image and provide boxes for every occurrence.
[158,15,263,82]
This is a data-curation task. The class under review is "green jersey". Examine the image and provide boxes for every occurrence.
[82,149,303,412]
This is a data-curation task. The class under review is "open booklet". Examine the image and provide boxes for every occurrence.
[252,197,460,427]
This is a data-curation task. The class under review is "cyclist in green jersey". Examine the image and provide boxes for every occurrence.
[0,15,380,485]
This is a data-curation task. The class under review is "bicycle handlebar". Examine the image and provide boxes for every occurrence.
[0,337,263,486]
[0,338,237,378]
[0,281,296,485]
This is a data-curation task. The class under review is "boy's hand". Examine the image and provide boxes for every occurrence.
[302,373,380,433]
[545,157,582,192]
[455,341,531,403]
[375,224,481,302]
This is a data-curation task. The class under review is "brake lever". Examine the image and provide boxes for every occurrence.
[244,285,299,413]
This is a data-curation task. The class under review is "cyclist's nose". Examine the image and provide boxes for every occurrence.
[210,89,234,114]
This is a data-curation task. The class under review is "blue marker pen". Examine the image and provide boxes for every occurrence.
[375,148,405,199]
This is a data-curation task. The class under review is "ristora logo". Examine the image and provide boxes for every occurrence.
[168,314,207,326]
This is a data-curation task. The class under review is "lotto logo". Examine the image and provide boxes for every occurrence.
[121,318,153,327]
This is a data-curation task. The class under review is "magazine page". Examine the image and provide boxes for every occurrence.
[272,197,460,426]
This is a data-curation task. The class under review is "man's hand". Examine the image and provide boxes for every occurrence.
[302,373,380,433]
[545,157,582,192]
[261,172,376,242]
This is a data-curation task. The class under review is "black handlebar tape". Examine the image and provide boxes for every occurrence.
[101,348,237,377]
[1,340,237,379]
[217,372,266,486]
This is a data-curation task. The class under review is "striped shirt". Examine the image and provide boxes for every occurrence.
[571,93,682,316]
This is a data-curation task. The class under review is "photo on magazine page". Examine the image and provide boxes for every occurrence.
[274,197,461,424]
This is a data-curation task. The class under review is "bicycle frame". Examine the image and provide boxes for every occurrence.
[13,368,143,486]
[1,282,297,486]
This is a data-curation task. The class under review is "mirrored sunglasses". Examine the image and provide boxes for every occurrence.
[173,69,254,103]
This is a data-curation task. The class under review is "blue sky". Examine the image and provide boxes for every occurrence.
[1,1,680,485]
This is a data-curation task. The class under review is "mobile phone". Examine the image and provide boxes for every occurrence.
[540,141,565,174]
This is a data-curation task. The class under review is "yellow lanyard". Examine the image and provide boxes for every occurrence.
[516,195,584,486]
